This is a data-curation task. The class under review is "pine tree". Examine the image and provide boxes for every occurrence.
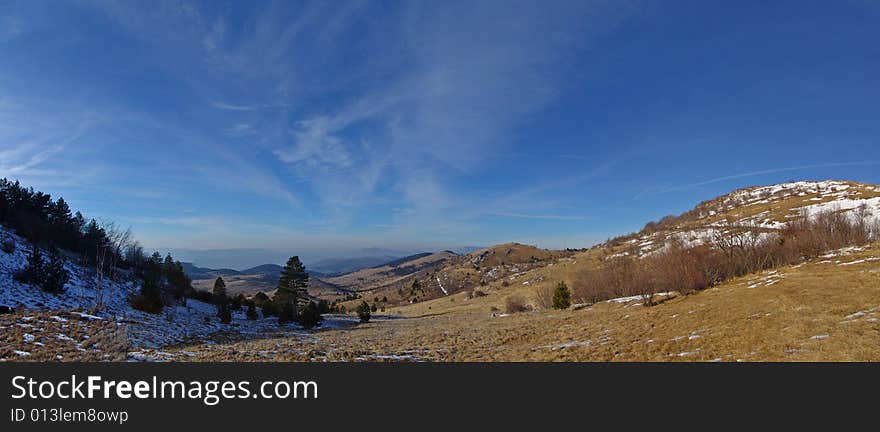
[356,301,371,323]
[217,302,232,324]
[552,281,571,310]
[213,277,227,300]
[277,300,295,324]
[274,256,309,323]
[132,252,166,314]
[317,299,330,314]
[299,301,322,329]
[213,277,230,321]
[15,247,45,286]
[276,256,309,300]
[43,246,69,293]
[246,303,258,320]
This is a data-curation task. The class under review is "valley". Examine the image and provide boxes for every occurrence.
[2,180,879,362]
[142,243,880,361]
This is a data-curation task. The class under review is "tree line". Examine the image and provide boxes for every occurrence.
[210,256,339,328]
[1,178,194,313]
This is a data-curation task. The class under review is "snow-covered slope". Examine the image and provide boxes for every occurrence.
[0,226,289,354]
[612,180,880,258]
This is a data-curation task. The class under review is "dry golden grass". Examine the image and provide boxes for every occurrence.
[325,251,456,291]
[151,243,880,362]
[0,310,129,362]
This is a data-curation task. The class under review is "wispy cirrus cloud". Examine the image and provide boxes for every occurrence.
[637,161,880,199]
[488,212,592,221]
[210,100,257,112]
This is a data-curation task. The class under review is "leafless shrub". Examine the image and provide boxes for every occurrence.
[505,296,531,313]
[571,208,875,307]
[535,285,554,309]
[1,237,14,254]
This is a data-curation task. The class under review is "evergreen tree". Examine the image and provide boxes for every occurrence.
[356,301,371,323]
[552,281,571,310]
[217,302,232,324]
[231,293,247,311]
[273,256,309,323]
[246,303,258,320]
[14,246,69,294]
[133,252,165,314]
[164,260,191,300]
[317,299,330,314]
[42,246,70,293]
[213,277,227,300]
[277,300,295,324]
[15,247,45,286]
[276,256,309,299]
[299,301,322,329]
[253,292,270,308]
[213,277,230,320]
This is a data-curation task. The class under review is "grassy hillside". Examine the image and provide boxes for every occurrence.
[145,243,880,361]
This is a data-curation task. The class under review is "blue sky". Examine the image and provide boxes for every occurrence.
[2,1,879,267]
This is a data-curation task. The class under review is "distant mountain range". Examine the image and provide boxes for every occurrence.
[180,262,283,281]
[308,255,399,276]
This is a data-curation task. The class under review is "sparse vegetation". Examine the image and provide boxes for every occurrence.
[571,209,880,306]
[505,296,530,313]
[535,285,553,309]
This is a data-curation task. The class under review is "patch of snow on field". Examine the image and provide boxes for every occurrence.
[820,246,867,258]
[794,197,880,224]
[838,258,880,266]
[435,276,448,295]
[606,292,675,304]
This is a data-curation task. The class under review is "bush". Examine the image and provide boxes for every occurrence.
[317,299,330,314]
[570,208,877,307]
[15,246,69,294]
[1,237,14,254]
[356,301,371,323]
[252,292,271,307]
[189,289,214,304]
[552,281,571,309]
[246,303,258,320]
[261,301,278,317]
[277,301,296,325]
[43,247,70,293]
[535,286,553,309]
[473,289,487,297]
[130,293,163,314]
[299,301,322,329]
[505,296,531,313]
[217,302,232,324]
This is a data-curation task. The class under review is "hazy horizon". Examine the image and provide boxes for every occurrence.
[3,1,880,263]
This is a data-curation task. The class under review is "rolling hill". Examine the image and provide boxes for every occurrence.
[325,251,459,296]
[148,180,880,361]
[3,179,879,362]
